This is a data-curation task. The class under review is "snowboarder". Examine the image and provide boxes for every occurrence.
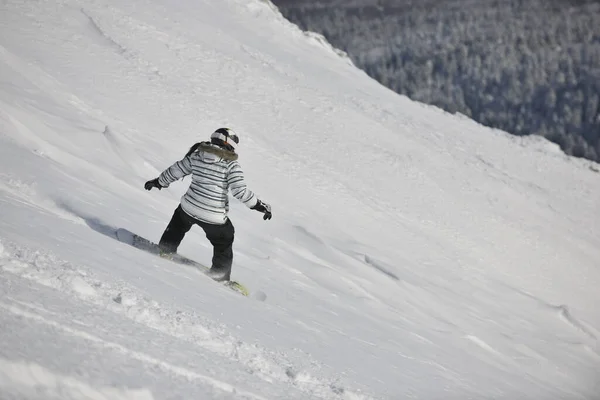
[144,127,272,282]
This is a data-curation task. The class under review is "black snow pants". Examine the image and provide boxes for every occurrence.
[159,205,235,281]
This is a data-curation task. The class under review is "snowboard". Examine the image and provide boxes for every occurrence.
[114,228,249,296]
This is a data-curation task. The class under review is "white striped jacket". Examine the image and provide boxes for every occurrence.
[158,143,257,224]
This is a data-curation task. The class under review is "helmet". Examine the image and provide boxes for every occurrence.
[211,128,239,151]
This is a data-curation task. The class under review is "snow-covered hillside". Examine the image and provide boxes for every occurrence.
[1,0,599,399]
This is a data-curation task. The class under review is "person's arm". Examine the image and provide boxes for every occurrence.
[227,162,272,220]
[145,156,193,191]
[227,161,257,207]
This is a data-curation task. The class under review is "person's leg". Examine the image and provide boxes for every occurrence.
[158,205,195,253]
[199,218,235,281]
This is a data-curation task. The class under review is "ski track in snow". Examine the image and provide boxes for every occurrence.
[0,237,373,400]
[0,175,81,225]
[0,302,266,400]
[0,356,155,400]
[499,283,600,345]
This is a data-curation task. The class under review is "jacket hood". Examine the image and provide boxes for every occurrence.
[198,142,238,162]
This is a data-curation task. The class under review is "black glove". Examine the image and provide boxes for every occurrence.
[252,199,272,220]
[144,178,162,191]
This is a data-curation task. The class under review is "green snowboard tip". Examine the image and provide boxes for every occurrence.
[226,281,249,296]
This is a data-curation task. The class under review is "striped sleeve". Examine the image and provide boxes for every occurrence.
[158,156,193,188]
[227,161,257,208]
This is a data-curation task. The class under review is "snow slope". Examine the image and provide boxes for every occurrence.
[1,0,599,398]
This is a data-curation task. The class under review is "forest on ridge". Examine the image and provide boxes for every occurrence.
[273,0,600,162]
